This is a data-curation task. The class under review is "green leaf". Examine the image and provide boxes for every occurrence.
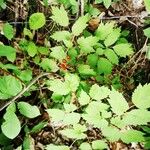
[121,130,145,144]
[113,43,133,57]
[18,70,32,82]
[29,13,46,30]
[51,31,71,42]
[18,102,40,118]
[23,28,33,39]
[64,103,77,113]
[104,28,120,47]
[47,79,70,95]
[23,135,34,150]
[77,36,98,54]
[46,109,65,122]
[72,15,89,36]
[0,75,22,100]
[79,142,92,150]
[144,27,150,38]
[108,88,129,115]
[37,46,49,55]
[103,0,112,9]
[78,90,90,106]
[3,23,14,40]
[46,144,70,150]
[64,73,80,92]
[51,46,67,62]
[89,84,110,101]
[87,54,99,68]
[78,64,96,76]
[27,41,37,57]
[92,140,108,150]
[104,49,119,65]
[122,109,150,126]
[40,58,59,72]
[0,45,16,62]
[132,84,150,109]
[31,122,47,133]
[51,5,69,26]
[97,58,113,74]
[144,0,150,12]
[1,111,21,139]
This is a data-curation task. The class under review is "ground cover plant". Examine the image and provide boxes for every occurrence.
[0,0,150,149]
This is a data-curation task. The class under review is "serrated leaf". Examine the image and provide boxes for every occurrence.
[0,75,22,100]
[104,28,121,47]
[46,144,70,150]
[108,88,129,115]
[87,53,99,68]
[103,0,112,9]
[77,36,98,54]
[18,102,40,118]
[51,31,71,42]
[89,84,110,101]
[97,58,113,74]
[40,58,59,72]
[51,5,69,26]
[122,109,150,126]
[27,41,37,57]
[72,15,89,36]
[50,46,67,61]
[47,79,70,95]
[64,103,77,113]
[113,43,133,57]
[29,13,46,30]
[3,23,14,40]
[92,140,108,150]
[104,49,119,65]
[78,64,96,76]
[64,73,80,92]
[121,130,145,144]
[78,90,90,106]
[132,84,150,109]
[0,45,16,62]
[1,111,21,139]
[144,0,150,12]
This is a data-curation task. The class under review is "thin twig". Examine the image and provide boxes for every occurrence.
[0,72,53,111]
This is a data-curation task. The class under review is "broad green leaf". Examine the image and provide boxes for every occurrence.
[6,103,16,113]
[108,88,129,115]
[64,103,77,113]
[72,15,89,36]
[122,109,150,126]
[3,23,14,40]
[31,122,47,133]
[78,64,96,76]
[104,28,121,47]
[51,5,69,26]
[113,43,133,57]
[132,84,150,109]
[1,111,21,139]
[95,22,114,40]
[144,0,150,12]
[0,45,16,62]
[63,112,80,125]
[64,73,80,92]
[47,79,70,95]
[46,109,65,122]
[40,58,59,72]
[92,140,108,150]
[18,102,40,118]
[79,142,92,150]
[51,46,67,61]
[103,0,111,9]
[144,27,150,38]
[104,49,119,65]
[78,90,90,106]
[77,36,98,54]
[29,13,46,30]
[87,53,98,68]
[37,46,49,55]
[89,84,110,101]
[97,58,113,74]
[27,41,37,57]
[23,28,33,39]
[18,70,32,82]
[101,126,121,141]
[23,135,34,150]
[51,31,71,41]
[121,130,145,144]
[111,116,125,128]
[0,76,22,100]
[46,144,70,150]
